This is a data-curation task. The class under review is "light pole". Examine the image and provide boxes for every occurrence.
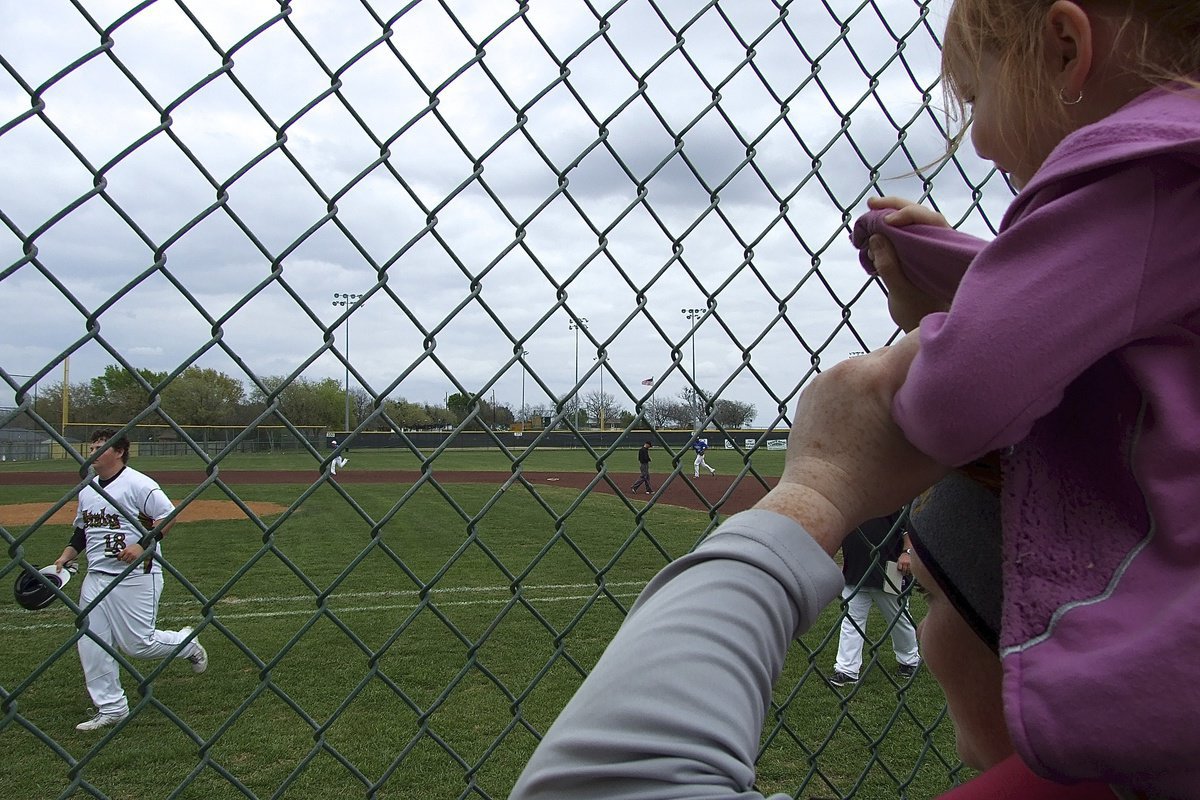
[568,318,587,425]
[331,291,364,432]
[519,349,529,427]
[681,308,703,426]
[592,355,605,430]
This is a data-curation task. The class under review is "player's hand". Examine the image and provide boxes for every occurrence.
[117,543,146,564]
[754,331,947,554]
[54,554,76,573]
[897,551,912,575]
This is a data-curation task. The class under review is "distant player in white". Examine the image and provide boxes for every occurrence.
[53,428,208,732]
[692,438,716,477]
[330,439,349,475]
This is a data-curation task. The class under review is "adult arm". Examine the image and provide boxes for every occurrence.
[510,511,844,800]
[512,338,947,799]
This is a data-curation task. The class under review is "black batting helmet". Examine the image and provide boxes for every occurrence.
[13,564,74,611]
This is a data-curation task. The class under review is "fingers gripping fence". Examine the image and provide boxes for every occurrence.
[0,1,1011,797]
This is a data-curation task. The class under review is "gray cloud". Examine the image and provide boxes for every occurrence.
[3,0,1010,426]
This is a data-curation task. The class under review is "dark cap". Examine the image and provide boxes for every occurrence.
[908,471,1003,653]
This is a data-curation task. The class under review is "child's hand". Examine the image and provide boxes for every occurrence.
[867,196,950,229]
[867,233,949,332]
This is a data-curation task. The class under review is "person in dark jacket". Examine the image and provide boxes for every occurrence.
[829,511,920,687]
[629,441,653,495]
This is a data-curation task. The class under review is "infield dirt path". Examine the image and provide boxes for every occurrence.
[0,470,774,515]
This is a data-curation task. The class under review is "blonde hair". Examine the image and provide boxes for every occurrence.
[939,0,1200,156]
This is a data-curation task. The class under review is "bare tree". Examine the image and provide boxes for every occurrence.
[713,398,757,428]
[639,396,687,427]
[343,387,381,429]
[525,402,551,421]
[582,390,624,427]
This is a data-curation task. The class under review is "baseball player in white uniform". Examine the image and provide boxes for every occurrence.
[53,428,208,732]
[330,439,349,475]
[692,438,716,477]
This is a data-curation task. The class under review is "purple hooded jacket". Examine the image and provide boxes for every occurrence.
[852,86,1200,797]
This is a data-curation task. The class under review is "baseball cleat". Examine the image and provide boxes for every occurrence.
[829,670,859,688]
[76,710,128,731]
[187,641,209,674]
[180,627,209,673]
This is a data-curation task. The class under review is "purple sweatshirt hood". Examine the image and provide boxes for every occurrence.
[1010,84,1200,214]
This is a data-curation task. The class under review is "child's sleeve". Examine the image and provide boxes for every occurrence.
[851,209,988,304]
[893,161,1200,465]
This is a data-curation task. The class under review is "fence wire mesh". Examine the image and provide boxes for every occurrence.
[2,1,1011,797]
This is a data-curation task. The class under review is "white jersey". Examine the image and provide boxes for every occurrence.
[73,465,174,576]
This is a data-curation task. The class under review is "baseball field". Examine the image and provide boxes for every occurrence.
[0,449,966,798]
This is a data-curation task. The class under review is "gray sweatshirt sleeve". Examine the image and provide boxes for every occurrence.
[510,509,845,800]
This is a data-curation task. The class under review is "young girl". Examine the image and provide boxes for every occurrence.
[853,1,1200,795]
[511,337,1123,799]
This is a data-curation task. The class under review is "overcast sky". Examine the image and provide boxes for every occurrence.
[0,0,1013,430]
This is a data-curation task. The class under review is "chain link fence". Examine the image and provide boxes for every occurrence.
[2,1,1010,797]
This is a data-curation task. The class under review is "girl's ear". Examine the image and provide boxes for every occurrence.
[1042,1,1094,99]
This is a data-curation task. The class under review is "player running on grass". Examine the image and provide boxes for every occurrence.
[54,428,208,732]
[692,438,715,477]
[330,439,350,475]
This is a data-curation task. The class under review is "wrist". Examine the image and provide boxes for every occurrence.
[752,483,849,557]
[137,531,163,550]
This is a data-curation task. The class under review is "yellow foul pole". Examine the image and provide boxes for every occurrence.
[61,357,69,434]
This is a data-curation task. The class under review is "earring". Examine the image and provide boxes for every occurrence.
[1059,87,1083,106]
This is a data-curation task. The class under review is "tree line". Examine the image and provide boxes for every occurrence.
[18,365,757,434]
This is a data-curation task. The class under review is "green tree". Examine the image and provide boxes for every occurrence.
[425,403,453,428]
[384,398,433,429]
[161,367,245,426]
[250,376,345,432]
[89,365,169,420]
[446,392,471,422]
[31,380,95,432]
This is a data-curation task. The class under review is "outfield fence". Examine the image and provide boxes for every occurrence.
[2,2,1008,798]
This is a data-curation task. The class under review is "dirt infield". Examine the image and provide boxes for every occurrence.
[0,470,775,514]
[0,499,289,526]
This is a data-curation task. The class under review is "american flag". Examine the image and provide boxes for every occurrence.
[641,377,654,386]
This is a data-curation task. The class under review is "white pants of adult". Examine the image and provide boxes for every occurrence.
[833,583,920,679]
[332,456,348,475]
[78,570,195,716]
[693,453,714,477]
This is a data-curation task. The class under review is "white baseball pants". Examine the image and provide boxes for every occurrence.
[77,570,197,716]
[833,584,920,678]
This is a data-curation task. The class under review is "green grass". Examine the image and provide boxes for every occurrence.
[1,480,962,799]
[0,445,787,478]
